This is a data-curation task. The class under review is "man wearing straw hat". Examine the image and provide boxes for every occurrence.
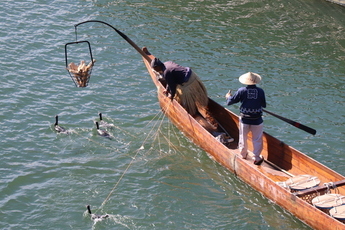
[226,72,266,165]
[151,58,209,117]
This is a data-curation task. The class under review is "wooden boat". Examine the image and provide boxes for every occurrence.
[326,0,345,7]
[141,47,345,229]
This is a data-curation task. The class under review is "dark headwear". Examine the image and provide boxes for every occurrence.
[151,58,164,68]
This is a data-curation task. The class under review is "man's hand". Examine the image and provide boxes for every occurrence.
[163,90,172,99]
[225,90,232,99]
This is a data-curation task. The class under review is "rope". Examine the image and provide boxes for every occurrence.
[97,100,174,211]
[70,131,121,153]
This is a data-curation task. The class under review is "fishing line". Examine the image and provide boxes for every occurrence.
[97,100,174,210]
[88,99,188,218]
[111,124,137,138]
[135,100,179,157]
[98,110,166,209]
[155,101,197,155]
[158,129,180,154]
[72,130,123,152]
[92,98,206,224]
[151,101,185,156]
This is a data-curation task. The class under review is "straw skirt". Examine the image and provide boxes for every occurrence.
[174,71,208,116]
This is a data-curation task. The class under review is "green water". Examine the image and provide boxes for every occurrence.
[1,0,344,229]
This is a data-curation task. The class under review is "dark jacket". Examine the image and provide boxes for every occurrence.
[163,61,191,98]
[227,85,266,125]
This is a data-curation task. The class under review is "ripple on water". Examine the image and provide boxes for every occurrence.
[1,0,344,229]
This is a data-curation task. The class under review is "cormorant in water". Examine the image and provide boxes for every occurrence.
[95,121,111,138]
[54,115,69,134]
[98,113,114,128]
[86,205,109,220]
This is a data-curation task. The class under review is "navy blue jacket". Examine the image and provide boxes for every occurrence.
[163,61,191,98]
[226,85,266,125]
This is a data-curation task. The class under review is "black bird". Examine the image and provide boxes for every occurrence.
[54,115,69,134]
[98,113,114,128]
[95,121,111,138]
[86,205,109,220]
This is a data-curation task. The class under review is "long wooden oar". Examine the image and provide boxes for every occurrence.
[263,109,316,135]
[74,20,152,63]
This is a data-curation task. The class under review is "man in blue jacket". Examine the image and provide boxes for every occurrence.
[226,72,266,165]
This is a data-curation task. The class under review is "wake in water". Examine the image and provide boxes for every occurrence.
[86,205,109,221]
[52,114,117,139]
[98,112,115,129]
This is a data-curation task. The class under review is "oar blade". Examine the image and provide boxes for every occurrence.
[263,109,316,135]
[293,122,317,135]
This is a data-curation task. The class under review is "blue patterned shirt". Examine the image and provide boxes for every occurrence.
[226,85,266,125]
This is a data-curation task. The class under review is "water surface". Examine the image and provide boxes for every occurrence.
[0,0,344,229]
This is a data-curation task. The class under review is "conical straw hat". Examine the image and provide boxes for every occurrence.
[239,72,262,85]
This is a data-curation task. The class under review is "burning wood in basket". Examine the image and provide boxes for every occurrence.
[67,59,96,87]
